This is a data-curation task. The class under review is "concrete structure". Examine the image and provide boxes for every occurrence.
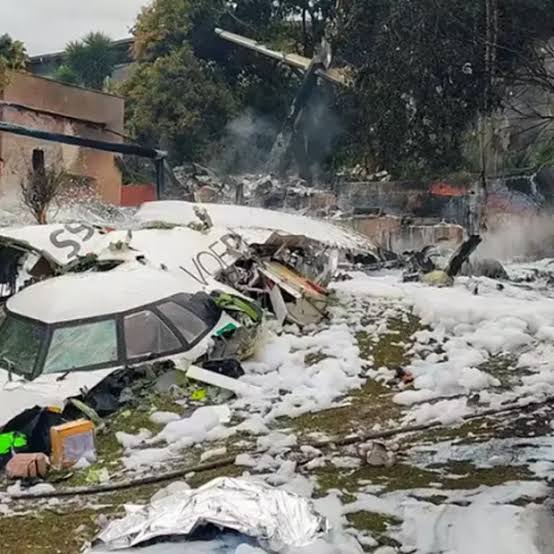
[0,72,125,204]
[344,214,464,252]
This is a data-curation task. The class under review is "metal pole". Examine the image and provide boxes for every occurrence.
[155,157,165,199]
[0,120,165,159]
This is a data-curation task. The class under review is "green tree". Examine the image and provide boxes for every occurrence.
[125,0,300,164]
[278,0,336,54]
[122,0,554,175]
[53,64,79,86]
[123,45,237,162]
[55,32,116,90]
[132,0,226,62]
[0,34,27,88]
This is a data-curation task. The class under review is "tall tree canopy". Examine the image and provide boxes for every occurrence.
[125,0,303,165]
[124,45,236,162]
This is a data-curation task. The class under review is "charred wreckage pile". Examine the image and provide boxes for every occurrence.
[171,163,340,217]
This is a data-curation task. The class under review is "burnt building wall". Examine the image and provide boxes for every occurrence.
[335,172,554,229]
[335,180,467,223]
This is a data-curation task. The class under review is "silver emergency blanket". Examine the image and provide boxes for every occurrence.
[97,477,328,551]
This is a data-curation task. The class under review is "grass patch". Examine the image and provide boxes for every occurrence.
[478,354,518,386]
[304,351,329,365]
[421,417,496,442]
[346,511,401,534]
[314,462,440,495]
[358,313,423,368]
[439,461,534,489]
[0,509,101,554]
[290,314,421,440]
[289,379,401,439]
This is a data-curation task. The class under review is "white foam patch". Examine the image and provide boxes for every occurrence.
[238,323,364,423]
[335,269,554,418]
[149,411,182,425]
[408,436,554,478]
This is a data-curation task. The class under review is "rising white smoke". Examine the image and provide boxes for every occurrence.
[477,213,554,261]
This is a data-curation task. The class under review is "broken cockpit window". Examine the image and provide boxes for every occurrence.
[44,320,118,374]
[0,316,45,378]
[157,300,211,344]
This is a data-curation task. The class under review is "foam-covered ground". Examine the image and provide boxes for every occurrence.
[2,261,554,553]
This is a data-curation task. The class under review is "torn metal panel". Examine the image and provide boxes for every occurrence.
[0,368,118,431]
[260,233,340,285]
[136,201,379,254]
[210,291,263,360]
[401,235,483,285]
[267,282,288,325]
[260,261,327,299]
[259,261,329,326]
[184,365,260,397]
[401,245,439,282]
[0,224,109,296]
[0,224,106,267]
[267,56,324,175]
[445,235,483,277]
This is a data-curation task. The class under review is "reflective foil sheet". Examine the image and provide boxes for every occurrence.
[96,477,328,551]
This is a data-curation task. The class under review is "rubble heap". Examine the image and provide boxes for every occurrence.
[170,164,339,216]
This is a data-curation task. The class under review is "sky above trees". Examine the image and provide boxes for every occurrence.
[1,0,148,54]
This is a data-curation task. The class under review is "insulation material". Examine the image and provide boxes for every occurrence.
[96,477,328,550]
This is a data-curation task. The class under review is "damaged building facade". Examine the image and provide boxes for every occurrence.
[0,72,125,205]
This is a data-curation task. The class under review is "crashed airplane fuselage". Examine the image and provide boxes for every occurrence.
[0,263,261,427]
[0,202,378,328]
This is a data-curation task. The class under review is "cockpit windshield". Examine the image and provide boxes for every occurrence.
[0,316,45,378]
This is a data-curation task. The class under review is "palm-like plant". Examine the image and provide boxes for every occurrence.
[61,32,116,90]
[0,34,27,88]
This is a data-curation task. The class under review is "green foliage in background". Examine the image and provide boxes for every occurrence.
[36,0,552,177]
[55,32,116,90]
[123,45,236,162]
[0,34,27,89]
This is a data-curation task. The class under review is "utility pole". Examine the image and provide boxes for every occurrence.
[477,0,498,233]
